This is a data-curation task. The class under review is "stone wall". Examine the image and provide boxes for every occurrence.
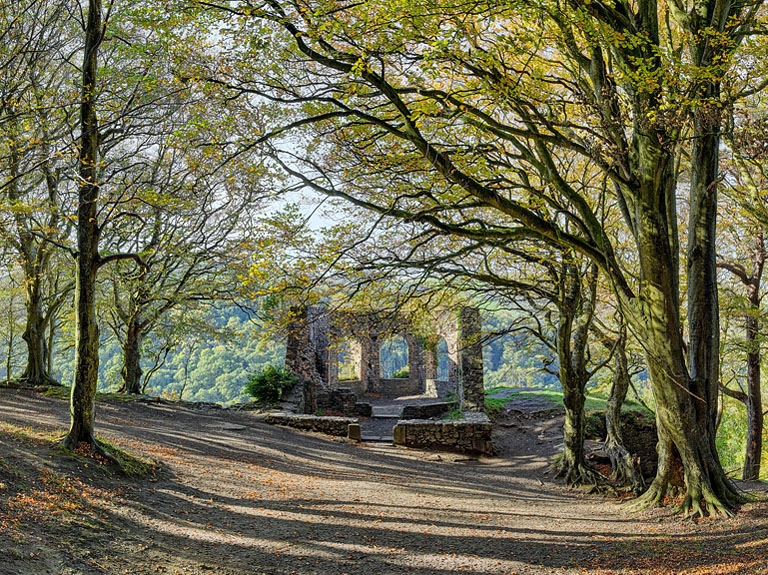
[458,306,485,412]
[266,413,358,437]
[400,402,457,420]
[335,378,366,396]
[392,412,494,455]
[377,377,420,398]
[285,304,485,412]
[316,387,358,415]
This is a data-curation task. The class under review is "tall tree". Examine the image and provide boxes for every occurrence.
[62,0,107,451]
[0,0,76,387]
[718,103,768,480]
[203,0,764,514]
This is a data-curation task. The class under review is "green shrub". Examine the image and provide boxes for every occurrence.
[244,366,299,403]
[392,366,410,378]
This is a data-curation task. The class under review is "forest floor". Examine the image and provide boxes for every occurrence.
[1,388,768,575]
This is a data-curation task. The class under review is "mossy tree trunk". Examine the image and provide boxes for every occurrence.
[4,111,60,388]
[120,316,144,395]
[553,262,600,485]
[623,127,741,516]
[603,328,644,493]
[20,274,57,387]
[719,232,765,481]
[61,0,106,453]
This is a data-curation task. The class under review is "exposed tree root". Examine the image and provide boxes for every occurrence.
[61,434,119,467]
[624,479,667,513]
[551,454,604,488]
[678,490,735,519]
[626,476,744,518]
[18,373,61,388]
[605,439,644,495]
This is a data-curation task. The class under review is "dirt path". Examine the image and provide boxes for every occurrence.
[1,388,768,575]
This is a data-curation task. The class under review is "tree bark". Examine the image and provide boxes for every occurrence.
[604,330,644,493]
[625,131,741,516]
[20,274,57,387]
[120,318,144,395]
[743,298,763,480]
[553,263,599,485]
[740,233,764,481]
[4,110,58,388]
[62,0,107,454]
[718,235,764,480]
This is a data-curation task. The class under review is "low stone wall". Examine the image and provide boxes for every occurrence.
[400,402,458,420]
[316,387,358,415]
[266,413,358,438]
[336,379,367,396]
[376,377,420,398]
[355,402,373,417]
[393,412,494,455]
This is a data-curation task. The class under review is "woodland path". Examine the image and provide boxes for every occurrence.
[1,388,768,575]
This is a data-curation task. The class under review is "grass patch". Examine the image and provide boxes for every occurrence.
[42,385,137,403]
[484,386,652,416]
[484,397,509,419]
[0,421,63,446]
[0,419,156,479]
[442,405,464,421]
[53,437,159,479]
[41,385,69,400]
[96,439,158,478]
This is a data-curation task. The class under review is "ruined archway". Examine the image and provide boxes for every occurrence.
[380,335,409,378]
[286,304,484,412]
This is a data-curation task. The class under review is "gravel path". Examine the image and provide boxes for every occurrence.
[1,389,768,575]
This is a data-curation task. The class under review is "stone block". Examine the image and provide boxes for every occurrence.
[347,423,361,441]
[355,402,373,417]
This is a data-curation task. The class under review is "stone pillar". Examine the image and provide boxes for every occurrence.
[459,306,484,412]
[434,310,460,399]
[361,332,379,394]
[284,306,322,414]
[308,305,330,384]
[423,343,438,397]
[404,333,423,393]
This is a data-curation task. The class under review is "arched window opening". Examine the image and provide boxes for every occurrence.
[337,339,361,381]
[380,335,409,378]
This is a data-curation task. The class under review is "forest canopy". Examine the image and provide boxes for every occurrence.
[0,0,768,517]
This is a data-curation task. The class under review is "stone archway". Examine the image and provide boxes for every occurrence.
[285,304,484,413]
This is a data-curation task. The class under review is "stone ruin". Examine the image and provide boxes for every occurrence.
[284,304,485,414]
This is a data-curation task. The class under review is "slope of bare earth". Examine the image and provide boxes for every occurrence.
[1,388,768,575]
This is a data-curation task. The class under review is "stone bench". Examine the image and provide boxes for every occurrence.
[393,412,494,455]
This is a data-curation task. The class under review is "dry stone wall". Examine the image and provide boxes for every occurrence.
[266,413,358,437]
[393,412,494,455]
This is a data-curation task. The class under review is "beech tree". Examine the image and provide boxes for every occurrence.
[202,0,768,514]
[0,0,76,387]
[62,0,107,451]
[717,104,768,480]
[101,171,260,395]
[63,0,205,449]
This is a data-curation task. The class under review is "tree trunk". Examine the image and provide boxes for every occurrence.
[604,331,644,493]
[20,275,57,387]
[120,319,144,394]
[743,306,762,480]
[558,380,591,483]
[742,233,764,480]
[46,313,56,376]
[5,104,57,388]
[717,232,764,480]
[553,263,598,485]
[62,0,106,455]
[625,131,741,516]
